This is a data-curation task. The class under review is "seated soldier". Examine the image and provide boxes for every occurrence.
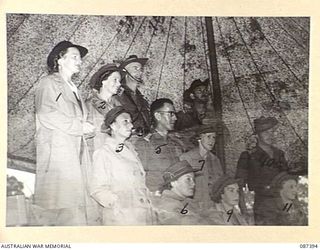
[255,172,307,225]
[179,124,224,208]
[153,160,223,225]
[211,175,255,225]
[134,98,186,194]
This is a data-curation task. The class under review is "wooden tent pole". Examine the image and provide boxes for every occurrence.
[205,17,226,172]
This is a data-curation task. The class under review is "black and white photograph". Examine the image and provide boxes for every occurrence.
[6,13,309,228]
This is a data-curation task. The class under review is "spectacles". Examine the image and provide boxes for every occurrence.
[157,111,177,117]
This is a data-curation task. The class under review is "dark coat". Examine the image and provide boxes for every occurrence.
[115,85,151,133]
[255,197,307,225]
[175,111,202,131]
[236,145,288,199]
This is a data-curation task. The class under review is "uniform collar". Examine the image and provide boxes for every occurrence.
[90,91,115,115]
[122,84,142,95]
[199,141,209,158]
[161,189,186,201]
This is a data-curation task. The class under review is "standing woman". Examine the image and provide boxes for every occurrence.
[90,106,154,225]
[34,41,96,225]
[87,64,122,151]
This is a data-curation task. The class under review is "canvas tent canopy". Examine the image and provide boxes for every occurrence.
[7,14,309,175]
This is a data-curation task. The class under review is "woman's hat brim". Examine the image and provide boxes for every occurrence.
[47,41,88,70]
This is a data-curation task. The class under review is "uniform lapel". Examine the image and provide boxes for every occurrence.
[55,73,84,116]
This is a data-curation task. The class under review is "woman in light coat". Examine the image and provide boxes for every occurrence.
[34,41,97,226]
[90,106,154,225]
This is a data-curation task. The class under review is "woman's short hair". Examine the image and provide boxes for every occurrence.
[90,64,120,91]
[270,172,298,196]
[210,175,240,203]
[49,49,68,74]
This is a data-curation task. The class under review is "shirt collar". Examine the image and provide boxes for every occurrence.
[199,141,209,158]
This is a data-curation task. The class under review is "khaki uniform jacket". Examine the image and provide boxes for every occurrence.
[153,190,224,225]
[115,86,151,133]
[236,145,288,209]
[214,203,255,225]
[134,132,186,192]
[180,147,224,206]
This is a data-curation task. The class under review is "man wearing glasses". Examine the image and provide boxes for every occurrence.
[135,98,186,195]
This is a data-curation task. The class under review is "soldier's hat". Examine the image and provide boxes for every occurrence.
[163,160,195,185]
[254,116,278,133]
[102,106,128,131]
[211,175,241,202]
[118,55,148,70]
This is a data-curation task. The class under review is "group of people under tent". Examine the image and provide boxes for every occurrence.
[32,40,308,226]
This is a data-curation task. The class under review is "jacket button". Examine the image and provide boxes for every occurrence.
[140,198,144,203]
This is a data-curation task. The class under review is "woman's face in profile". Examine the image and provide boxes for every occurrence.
[111,112,133,139]
[102,71,121,95]
[280,179,298,201]
[58,47,82,74]
[221,183,239,207]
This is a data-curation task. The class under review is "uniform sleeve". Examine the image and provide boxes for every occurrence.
[212,154,223,176]
[90,149,118,207]
[279,150,289,171]
[156,206,206,225]
[134,139,148,171]
[174,111,186,131]
[179,153,189,164]
[35,77,84,136]
[255,200,279,225]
